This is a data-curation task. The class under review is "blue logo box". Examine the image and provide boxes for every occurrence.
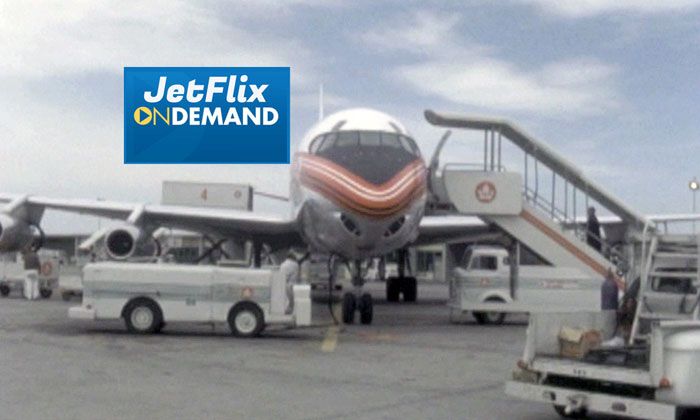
[124,67,290,164]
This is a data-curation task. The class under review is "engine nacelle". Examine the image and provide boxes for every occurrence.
[104,224,156,260]
[0,214,33,252]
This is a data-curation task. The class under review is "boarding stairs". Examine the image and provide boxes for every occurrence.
[424,110,649,284]
[629,233,700,342]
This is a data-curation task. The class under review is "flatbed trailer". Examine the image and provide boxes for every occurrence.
[505,311,700,419]
[69,262,312,337]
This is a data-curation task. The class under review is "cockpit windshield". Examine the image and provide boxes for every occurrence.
[309,131,420,157]
[308,131,421,185]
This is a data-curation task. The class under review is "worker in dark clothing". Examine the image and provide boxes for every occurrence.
[586,206,602,252]
[601,268,619,310]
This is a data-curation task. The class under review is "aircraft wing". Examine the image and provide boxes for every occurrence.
[414,215,492,246]
[0,194,302,247]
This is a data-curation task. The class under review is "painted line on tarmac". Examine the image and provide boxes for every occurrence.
[320,305,342,352]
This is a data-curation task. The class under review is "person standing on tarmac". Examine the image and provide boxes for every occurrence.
[601,268,619,310]
[280,252,299,314]
[586,206,602,252]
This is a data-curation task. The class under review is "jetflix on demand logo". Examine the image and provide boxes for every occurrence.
[124,67,290,164]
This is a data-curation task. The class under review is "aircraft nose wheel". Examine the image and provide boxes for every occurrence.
[342,292,356,324]
[342,292,374,324]
[358,293,373,324]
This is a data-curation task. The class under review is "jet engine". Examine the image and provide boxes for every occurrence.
[0,214,33,252]
[104,224,158,260]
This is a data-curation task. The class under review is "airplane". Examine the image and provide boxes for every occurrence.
[0,108,488,324]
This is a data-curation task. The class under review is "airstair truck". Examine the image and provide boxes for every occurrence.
[505,228,700,419]
[69,262,312,337]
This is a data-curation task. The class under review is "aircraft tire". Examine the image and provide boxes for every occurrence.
[386,277,400,302]
[342,292,356,324]
[402,277,417,302]
[39,288,53,299]
[358,293,373,325]
[0,284,10,297]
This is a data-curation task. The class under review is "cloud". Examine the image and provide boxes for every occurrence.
[512,0,700,17]
[0,0,322,226]
[362,10,620,116]
[0,1,318,86]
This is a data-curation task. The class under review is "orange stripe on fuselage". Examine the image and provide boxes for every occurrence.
[296,153,427,219]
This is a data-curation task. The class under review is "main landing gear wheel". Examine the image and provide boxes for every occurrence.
[358,293,373,324]
[402,277,417,302]
[385,277,417,302]
[342,292,356,324]
[386,277,400,302]
[0,284,10,297]
[39,288,53,299]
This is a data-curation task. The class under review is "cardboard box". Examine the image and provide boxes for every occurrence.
[559,327,602,359]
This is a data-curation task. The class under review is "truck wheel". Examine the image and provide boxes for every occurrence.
[402,277,417,302]
[358,293,373,325]
[123,298,163,334]
[474,298,506,325]
[228,302,264,338]
[342,292,356,324]
[0,284,10,297]
[386,277,400,302]
[39,288,53,299]
[554,405,587,419]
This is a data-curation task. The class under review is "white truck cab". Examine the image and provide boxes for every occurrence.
[449,246,601,325]
[69,262,312,337]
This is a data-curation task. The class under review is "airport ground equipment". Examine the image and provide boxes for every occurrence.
[629,227,700,343]
[69,262,312,337]
[505,311,700,419]
[58,262,83,301]
[506,220,700,419]
[448,246,599,325]
[425,110,647,288]
[0,253,59,299]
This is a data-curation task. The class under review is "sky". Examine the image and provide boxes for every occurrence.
[0,0,698,233]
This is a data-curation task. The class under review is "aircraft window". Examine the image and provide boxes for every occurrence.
[360,132,381,147]
[317,133,337,153]
[381,132,402,149]
[471,255,498,270]
[336,131,359,147]
[399,135,419,155]
[309,135,324,154]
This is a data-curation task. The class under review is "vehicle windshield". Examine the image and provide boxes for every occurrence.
[308,131,421,184]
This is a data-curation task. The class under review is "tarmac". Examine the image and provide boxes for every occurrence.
[0,282,604,420]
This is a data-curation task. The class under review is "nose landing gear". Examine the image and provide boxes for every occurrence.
[341,260,374,325]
